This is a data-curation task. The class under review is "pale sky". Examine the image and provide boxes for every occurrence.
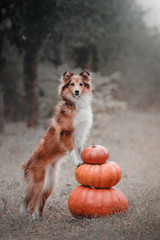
[136,0,160,28]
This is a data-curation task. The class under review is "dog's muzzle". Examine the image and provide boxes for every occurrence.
[74,90,80,96]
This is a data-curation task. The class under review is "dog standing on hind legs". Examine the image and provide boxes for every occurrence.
[19,70,93,219]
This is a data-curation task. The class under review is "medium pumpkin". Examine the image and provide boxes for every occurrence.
[75,161,121,188]
[68,185,128,218]
[81,144,109,164]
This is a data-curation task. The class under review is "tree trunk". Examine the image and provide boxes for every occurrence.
[91,45,99,72]
[52,34,62,65]
[0,84,4,133]
[0,31,5,133]
[23,43,40,127]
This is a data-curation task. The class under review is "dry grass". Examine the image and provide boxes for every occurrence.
[0,112,160,240]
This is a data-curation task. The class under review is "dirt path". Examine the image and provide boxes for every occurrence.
[0,111,160,240]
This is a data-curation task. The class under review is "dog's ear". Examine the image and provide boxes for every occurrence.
[62,70,73,82]
[79,71,91,81]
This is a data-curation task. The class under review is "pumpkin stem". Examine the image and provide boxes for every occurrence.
[91,138,96,148]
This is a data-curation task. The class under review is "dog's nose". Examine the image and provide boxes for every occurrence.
[75,90,80,95]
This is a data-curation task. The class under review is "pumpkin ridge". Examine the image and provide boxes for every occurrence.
[98,164,103,188]
[101,189,106,214]
[90,164,96,186]
[112,162,121,185]
[69,186,83,215]
[86,164,91,186]
[108,162,118,187]
[99,164,105,188]
[88,165,92,186]
[112,188,120,212]
[110,162,116,185]
[117,163,121,183]
[91,147,97,164]
[75,168,80,182]
[94,189,100,215]
[97,148,100,164]
[108,188,118,213]
[93,164,100,188]
[83,186,90,216]
[85,149,91,164]
[104,147,110,161]
[78,165,84,184]
[87,188,95,216]
[82,149,87,163]
[88,148,92,164]
[102,149,107,164]
[81,164,90,186]
[114,163,119,185]
[102,163,111,188]
[111,163,117,186]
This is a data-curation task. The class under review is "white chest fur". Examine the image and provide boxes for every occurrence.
[72,94,93,149]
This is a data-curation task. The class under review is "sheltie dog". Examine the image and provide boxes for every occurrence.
[20,70,93,218]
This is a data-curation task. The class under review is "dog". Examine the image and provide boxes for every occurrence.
[19,70,93,218]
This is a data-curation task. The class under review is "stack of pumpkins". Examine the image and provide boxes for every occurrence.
[68,144,128,218]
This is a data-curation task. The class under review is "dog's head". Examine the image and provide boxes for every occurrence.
[59,70,92,100]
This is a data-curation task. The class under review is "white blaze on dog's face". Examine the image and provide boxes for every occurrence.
[59,71,92,100]
[69,76,83,97]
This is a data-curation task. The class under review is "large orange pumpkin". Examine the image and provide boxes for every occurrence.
[81,144,109,165]
[75,161,121,188]
[68,185,128,218]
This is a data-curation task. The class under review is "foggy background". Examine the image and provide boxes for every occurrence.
[0,0,160,129]
[137,0,160,28]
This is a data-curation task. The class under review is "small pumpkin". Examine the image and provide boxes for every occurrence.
[75,161,121,188]
[68,185,128,218]
[81,144,109,164]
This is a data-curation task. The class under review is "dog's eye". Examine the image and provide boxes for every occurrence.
[70,83,74,86]
[80,83,83,86]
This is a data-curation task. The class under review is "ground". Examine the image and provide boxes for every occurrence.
[0,111,160,240]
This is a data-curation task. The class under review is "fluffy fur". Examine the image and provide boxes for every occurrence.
[20,70,93,218]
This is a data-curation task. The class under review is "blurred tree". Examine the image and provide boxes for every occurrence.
[0,0,12,132]
[9,0,58,127]
[59,0,105,71]
[0,31,4,132]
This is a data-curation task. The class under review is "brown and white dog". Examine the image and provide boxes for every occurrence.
[19,70,93,219]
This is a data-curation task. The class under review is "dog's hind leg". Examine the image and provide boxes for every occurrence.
[29,181,45,219]
[20,166,46,219]
[19,184,42,219]
[19,186,31,215]
[38,190,52,218]
[38,162,59,217]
